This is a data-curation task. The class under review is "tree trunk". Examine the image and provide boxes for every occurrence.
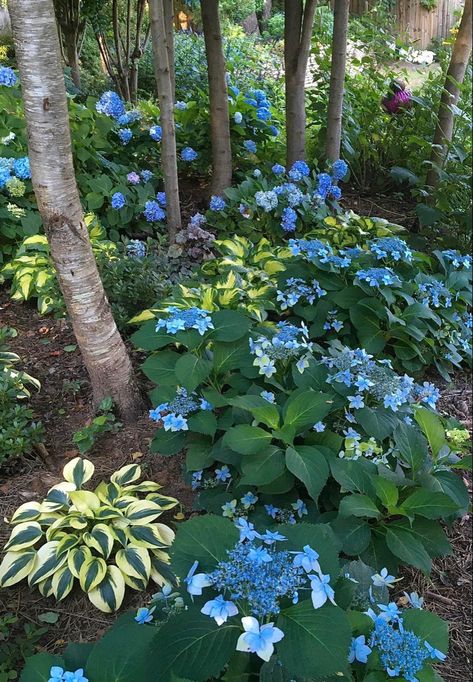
[149,0,182,240]
[65,31,81,89]
[8,0,143,421]
[426,0,472,189]
[284,0,318,167]
[325,0,349,161]
[200,0,232,196]
[164,0,175,101]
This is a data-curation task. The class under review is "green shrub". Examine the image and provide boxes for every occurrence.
[72,398,121,454]
[0,458,179,612]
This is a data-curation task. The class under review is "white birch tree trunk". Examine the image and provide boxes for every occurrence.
[325,0,350,161]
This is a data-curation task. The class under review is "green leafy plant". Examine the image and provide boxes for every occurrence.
[72,398,121,454]
[0,458,179,612]
[0,612,48,682]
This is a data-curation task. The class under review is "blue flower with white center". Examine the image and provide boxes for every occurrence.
[332,159,348,180]
[135,606,155,624]
[356,267,401,287]
[96,91,125,119]
[149,124,162,142]
[248,546,273,565]
[215,465,231,482]
[48,667,89,682]
[272,163,285,175]
[276,277,327,310]
[313,421,325,432]
[117,128,133,145]
[370,237,413,263]
[372,568,398,588]
[156,191,167,207]
[281,206,297,232]
[236,617,284,662]
[201,594,239,625]
[292,499,307,518]
[288,160,310,181]
[234,111,243,124]
[181,146,198,161]
[185,560,212,596]
[255,190,278,211]
[309,572,336,608]
[12,157,31,180]
[235,518,260,542]
[162,413,188,432]
[256,107,271,121]
[334,369,353,387]
[241,491,259,508]
[210,195,227,211]
[344,427,361,441]
[404,591,424,609]
[143,200,165,222]
[441,249,472,269]
[191,470,203,490]
[265,504,279,519]
[424,641,446,661]
[222,500,237,517]
[261,530,287,545]
[0,66,17,87]
[293,545,321,573]
[348,394,365,409]
[111,192,126,210]
[243,139,257,153]
[260,390,276,403]
[288,238,332,261]
[126,239,146,258]
[348,635,372,664]
[413,381,440,409]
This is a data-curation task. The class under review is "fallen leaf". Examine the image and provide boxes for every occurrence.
[131,451,143,461]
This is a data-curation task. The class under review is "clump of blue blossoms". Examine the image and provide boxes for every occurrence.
[281,207,297,232]
[356,267,402,287]
[417,278,454,308]
[156,191,167,207]
[48,666,88,682]
[111,192,126,210]
[255,190,278,212]
[234,112,243,124]
[149,124,162,142]
[0,66,17,87]
[276,277,327,310]
[117,110,141,126]
[288,238,351,268]
[332,159,348,180]
[272,163,285,176]
[322,347,440,411]
[155,306,214,335]
[250,321,313,377]
[117,127,133,145]
[181,146,198,162]
[12,157,31,180]
[244,140,257,154]
[149,387,212,432]
[126,239,146,258]
[209,195,227,212]
[370,237,413,263]
[143,200,166,222]
[96,91,125,119]
[288,160,310,182]
[441,249,472,269]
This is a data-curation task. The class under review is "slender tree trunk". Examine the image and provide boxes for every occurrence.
[149,0,182,240]
[164,0,175,101]
[65,32,81,88]
[284,0,318,167]
[200,0,232,196]
[8,0,143,421]
[325,0,349,161]
[426,0,472,189]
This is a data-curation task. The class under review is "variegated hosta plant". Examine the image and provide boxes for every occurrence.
[0,457,179,613]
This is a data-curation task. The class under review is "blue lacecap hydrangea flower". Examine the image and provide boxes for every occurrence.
[441,249,472,269]
[155,306,214,336]
[356,267,401,287]
[370,237,413,262]
[0,66,18,87]
[96,91,125,119]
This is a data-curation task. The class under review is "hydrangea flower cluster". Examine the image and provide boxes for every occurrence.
[288,160,310,182]
[149,387,212,432]
[0,66,17,87]
[255,190,278,212]
[370,237,413,263]
[274,182,305,208]
[117,127,133,145]
[417,278,454,308]
[126,239,146,258]
[185,528,337,661]
[249,322,313,377]
[314,171,342,202]
[111,192,126,210]
[149,124,163,142]
[322,347,440,411]
[281,207,297,232]
[96,91,125,120]
[143,200,166,222]
[244,140,257,154]
[276,277,327,310]
[0,156,31,191]
[127,171,141,185]
[155,306,214,335]
[441,249,472,269]
[191,465,233,491]
[181,146,198,161]
[210,195,227,212]
[332,159,348,180]
[117,110,141,126]
[356,267,402,287]
[48,667,88,682]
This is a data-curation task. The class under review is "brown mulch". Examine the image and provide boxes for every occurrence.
[0,264,472,677]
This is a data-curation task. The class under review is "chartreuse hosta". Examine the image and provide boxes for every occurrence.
[0,457,178,612]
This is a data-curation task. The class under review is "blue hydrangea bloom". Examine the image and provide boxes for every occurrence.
[348,635,372,664]
[0,166,12,188]
[13,157,31,180]
[210,195,227,211]
[255,190,278,212]
[111,192,126,210]
[117,128,133,145]
[256,107,271,121]
[243,140,257,153]
[332,159,348,180]
[0,66,18,87]
[369,619,434,682]
[156,191,167,207]
[370,237,413,262]
[149,124,162,142]
[441,249,472,269]
[201,594,238,625]
[141,169,153,182]
[356,267,401,287]
[175,101,187,110]
[288,161,310,181]
[117,110,141,125]
[234,112,243,124]
[126,239,146,258]
[181,146,198,161]
[143,200,166,222]
[272,163,285,176]
[135,607,155,624]
[269,125,280,136]
[281,207,297,232]
[156,306,214,335]
[96,91,125,119]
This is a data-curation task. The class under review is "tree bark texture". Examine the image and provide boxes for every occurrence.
[201,0,233,196]
[149,0,182,240]
[284,0,318,167]
[53,0,85,88]
[426,0,472,188]
[163,0,175,100]
[8,0,143,421]
[325,0,350,161]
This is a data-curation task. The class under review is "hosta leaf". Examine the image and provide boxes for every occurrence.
[79,556,107,592]
[0,550,36,588]
[116,544,151,581]
[68,545,92,579]
[126,523,175,549]
[88,565,125,613]
[145,493,179,510]
[51,564,75,601]
[110,464,142,486]
[68,490,101,512]
[84,524,115,558]
[10,501,42,525]
[4,521,43,552]
[62,457,95,488]
[28,542,68,586]
[56,534,80,557]
[124,500,164,525]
